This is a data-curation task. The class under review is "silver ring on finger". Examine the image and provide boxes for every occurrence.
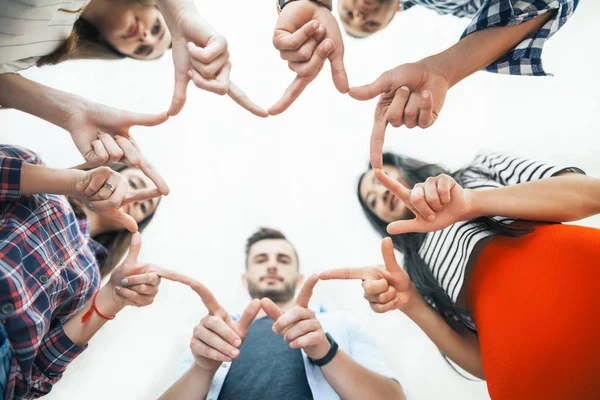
[103,180,115,193]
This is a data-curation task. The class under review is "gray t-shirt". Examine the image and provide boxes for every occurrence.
[217,317,314,400]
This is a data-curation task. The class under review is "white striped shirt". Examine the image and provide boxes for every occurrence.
[419,151,583,305]
[0,0,88,74]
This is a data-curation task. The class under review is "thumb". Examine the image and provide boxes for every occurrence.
[295,274,319,308]
[125,232,142,263]
[261,297,283,321]
[386,218,428,235]
[168,74,189,116]
[348,71,391,101]
[100,209,138,234]
[125,111,169,128]
[329,52,348,94]
[381,237,401,273]
[236,299,262,335]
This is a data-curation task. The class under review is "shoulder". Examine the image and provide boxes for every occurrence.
[0,144,44,165]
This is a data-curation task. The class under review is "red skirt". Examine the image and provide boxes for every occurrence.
[467,224,600,400]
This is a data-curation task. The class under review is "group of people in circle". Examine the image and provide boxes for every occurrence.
[2,0,598,399]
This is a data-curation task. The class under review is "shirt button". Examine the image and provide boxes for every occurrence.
[39,275,49,284]
[1,303,14,314]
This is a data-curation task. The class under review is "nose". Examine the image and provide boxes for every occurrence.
[267,264,278,274]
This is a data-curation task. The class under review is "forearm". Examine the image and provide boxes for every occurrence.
[158,363,217,400]
[320,350,406,400]
[0,73,82,128]
[20,163,81,196]
[425,11,555,87]
[63,284,124,347]
[402,297,484,379]
[471,174,600,222]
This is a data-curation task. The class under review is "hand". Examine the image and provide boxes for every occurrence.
[261,275,329,359]
[320,238,419,313]
[351,61,450,168]
[374,169,475,234]
[62,102,170,194]
[167,13,268,118]
[71,166,162,233]
[270,1,348,115]
[189,291,261,372]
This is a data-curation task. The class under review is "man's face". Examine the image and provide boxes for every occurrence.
[338,0,399,38]
[244,239,300,303]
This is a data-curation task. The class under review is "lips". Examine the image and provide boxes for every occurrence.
[123,20,140,39]
[261,276,283,283]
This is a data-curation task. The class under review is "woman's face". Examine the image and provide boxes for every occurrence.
[119,168,160,223]
[359,165,411,223]
[338,0,399,38]
[97,2,171,59]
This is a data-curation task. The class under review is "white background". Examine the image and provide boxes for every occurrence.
[1,0,599,399]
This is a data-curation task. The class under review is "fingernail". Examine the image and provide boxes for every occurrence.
[234,339,241,347]
[115,286,121,292]
[87,202,94,210]
[289,342,296,348]
[400,86,409,91]
[187,70,193,78]
[230,349,239,357]
[323,40,332,51]
[272,326,278,333]
[422,91,430,99]
[120,278,128,286]
[428,215,435,221]
[317,26,324,34]
[312,21,319,30]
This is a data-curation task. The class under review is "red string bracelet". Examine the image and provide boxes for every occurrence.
[81,291,116,323]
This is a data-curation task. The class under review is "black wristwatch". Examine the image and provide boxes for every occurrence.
[308,333,339,367]
[277,0,333,13]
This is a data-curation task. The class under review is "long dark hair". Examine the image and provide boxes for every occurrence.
[70,164,159,278]
[357,152,532,332]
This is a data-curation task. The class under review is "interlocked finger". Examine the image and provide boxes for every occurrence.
[114,136,141,167]
[386,86,410,128]
[98,133,124,164]
[403,93,421,129]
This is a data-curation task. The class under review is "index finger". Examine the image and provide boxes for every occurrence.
[137,154,170,196]
[295,274,318,308]
[149,266,223,314]
[122,188,162,205]
[319,267,380,281]
[374,168,411,203]
[228,82,269,118]
[268,76,312,116]
[369,106,389,169]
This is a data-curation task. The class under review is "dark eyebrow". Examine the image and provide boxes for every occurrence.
[278,253,292,259]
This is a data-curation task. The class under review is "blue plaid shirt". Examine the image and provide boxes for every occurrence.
[402,0,578,75]
[0,145,105,399]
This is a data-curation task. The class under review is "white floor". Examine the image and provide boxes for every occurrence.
[2,1,599,399]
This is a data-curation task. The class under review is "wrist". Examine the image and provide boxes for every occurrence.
[421,52,458,89]
[305,335,331,359]
[96,284,126,316]
[398,289,427,316]
[20,163,81,197]
[465,189,485,219]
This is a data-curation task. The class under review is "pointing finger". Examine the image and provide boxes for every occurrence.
[122,188,162,205]
[125,232,142,263]
[319,267,380,281]
[168,73,189,116]
[261,297,283,321]
[236,299,262,335]
[381,237,401,273]
[228,82,269,118]
[268,75,312,116]
[374,168,411,203]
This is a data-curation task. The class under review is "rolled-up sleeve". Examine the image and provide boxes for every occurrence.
[0,145,43,202]
[461,0,578,75]
[470,150,585,186]
[26,324,87,398]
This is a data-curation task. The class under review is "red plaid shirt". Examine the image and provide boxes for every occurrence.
[0,145,105,399]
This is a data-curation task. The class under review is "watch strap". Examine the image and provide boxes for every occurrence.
[278,0,333,12]
[309,332,338,367]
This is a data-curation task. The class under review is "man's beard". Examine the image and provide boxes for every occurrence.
[248,280,296,303]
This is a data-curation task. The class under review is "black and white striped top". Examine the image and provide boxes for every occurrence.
[0,0,88,73]
[419,151,583,306]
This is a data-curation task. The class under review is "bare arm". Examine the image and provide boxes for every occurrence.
[401,296,484,379]
[0,73,80,128]
[471,173,600,223]
[20,163,80,196]
[429,11,556,87]
[158,363,217,400]
[320,350,406,400]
